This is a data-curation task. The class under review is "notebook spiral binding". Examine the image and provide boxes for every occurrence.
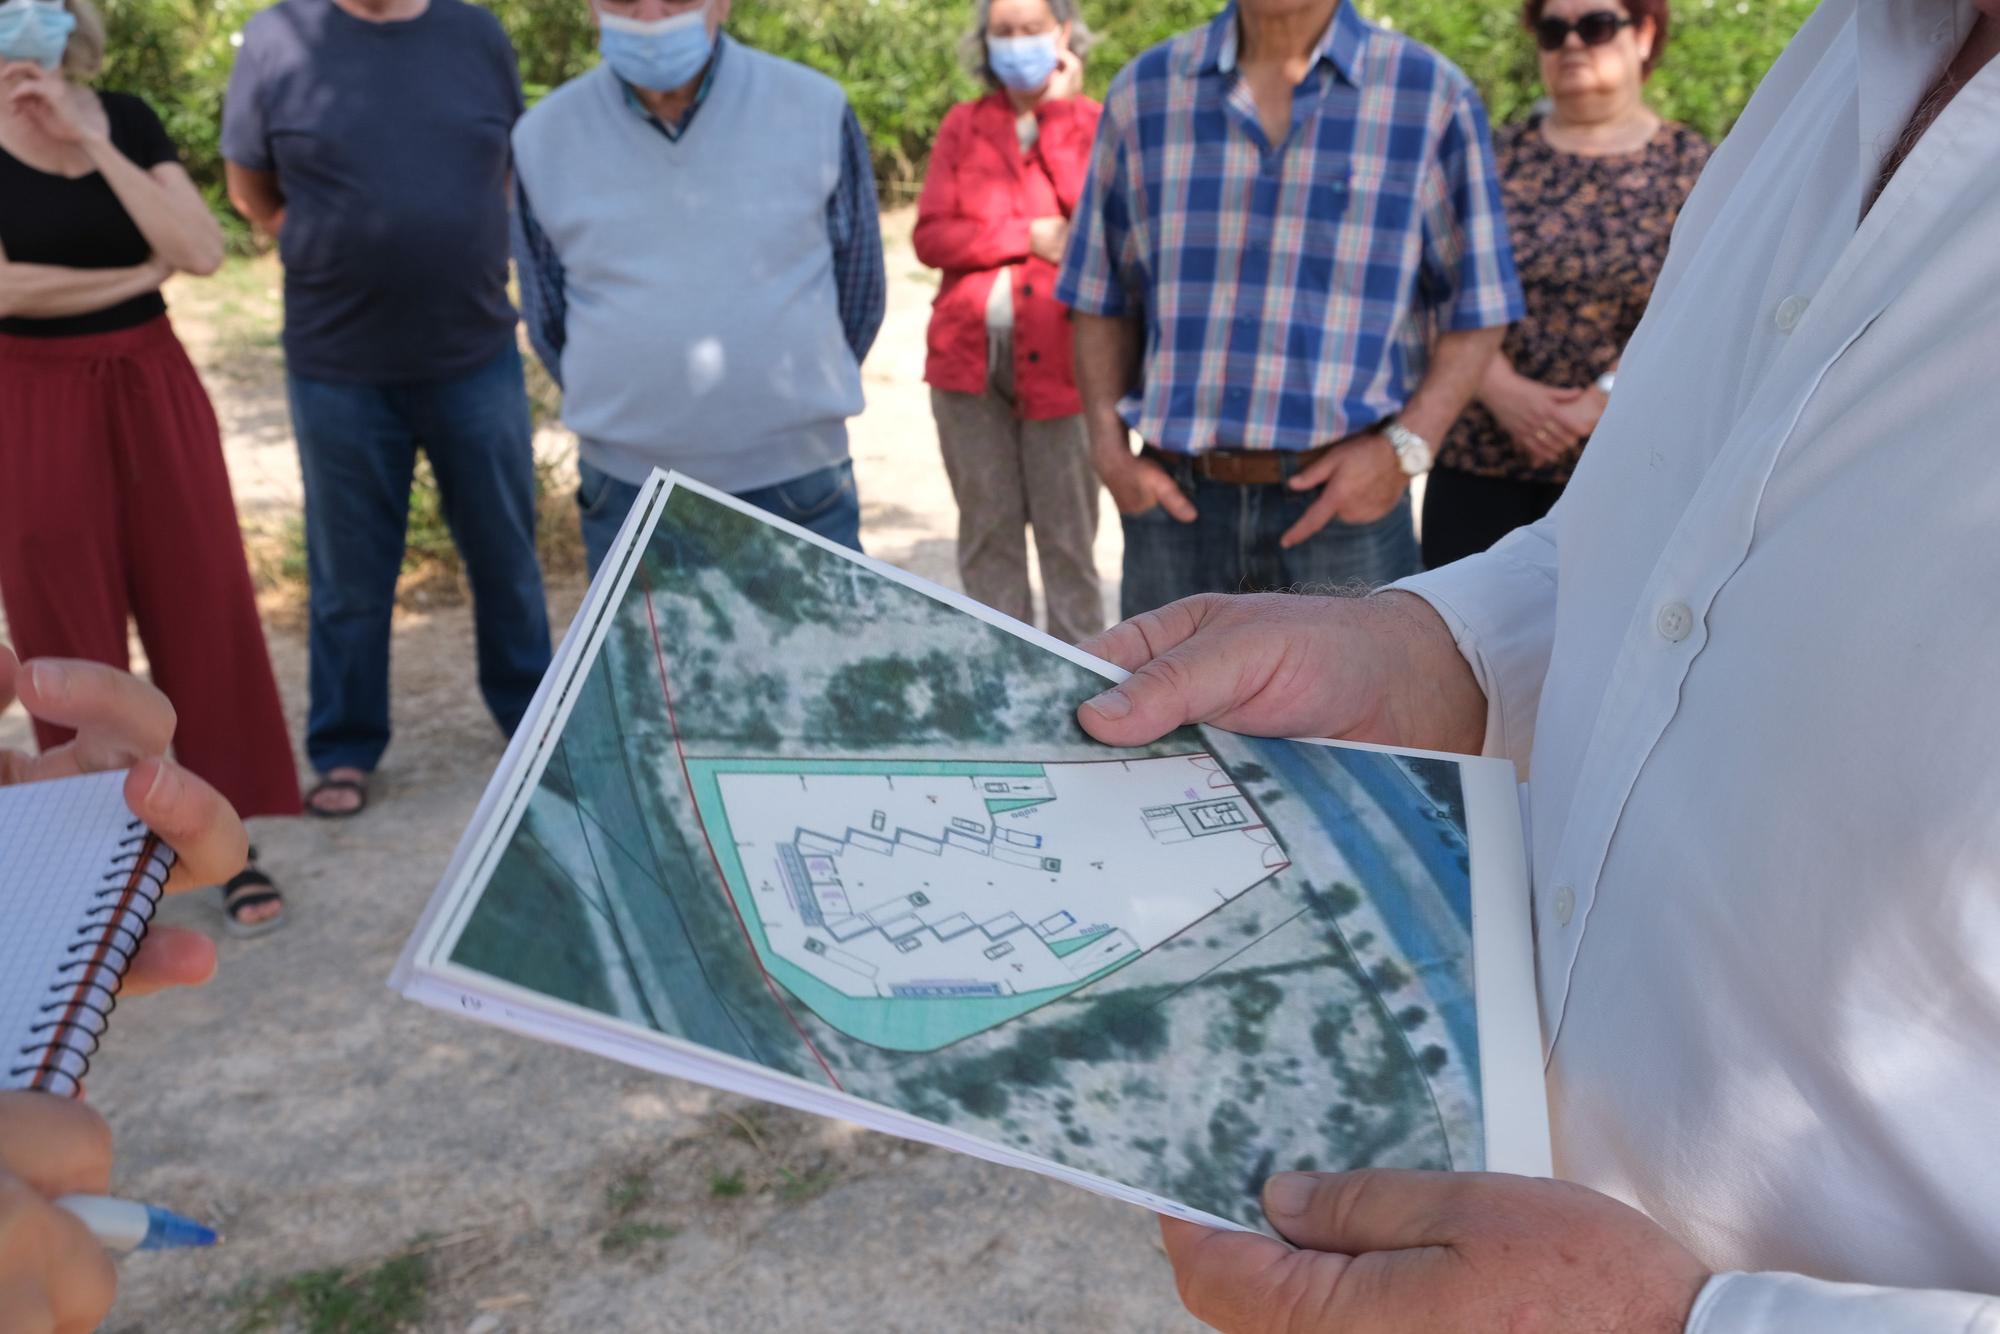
[8,822,177,1098]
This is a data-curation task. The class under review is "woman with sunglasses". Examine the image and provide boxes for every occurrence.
[1421,0,1709,568]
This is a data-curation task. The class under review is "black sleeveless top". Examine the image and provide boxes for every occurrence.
[0,92,181,338]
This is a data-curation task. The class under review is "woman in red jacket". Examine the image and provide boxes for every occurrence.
[916,0,1103,645]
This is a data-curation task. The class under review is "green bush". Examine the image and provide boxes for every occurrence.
[99,0,1814,220]
[1363,0,1820,138]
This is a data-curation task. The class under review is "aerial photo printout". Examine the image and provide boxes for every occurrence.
[412,478,1519,1230]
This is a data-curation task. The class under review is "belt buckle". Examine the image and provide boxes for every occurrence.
[1202,446,1250,485]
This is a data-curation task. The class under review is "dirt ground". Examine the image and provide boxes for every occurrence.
[0,214,1207,1332]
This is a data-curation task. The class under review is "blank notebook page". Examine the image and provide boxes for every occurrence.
[0,771,143,1093]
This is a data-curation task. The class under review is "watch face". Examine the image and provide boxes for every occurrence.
[1387,426,1431,476]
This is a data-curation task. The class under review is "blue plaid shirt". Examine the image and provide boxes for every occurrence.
[1056,2,1523,454]
[513,39,886,388]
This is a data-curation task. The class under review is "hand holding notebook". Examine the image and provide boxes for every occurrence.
[0,648,245,1012]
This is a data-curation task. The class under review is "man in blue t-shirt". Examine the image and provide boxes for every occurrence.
[221,0,552,818]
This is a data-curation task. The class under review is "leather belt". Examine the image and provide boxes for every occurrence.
[1142,442,1337,487]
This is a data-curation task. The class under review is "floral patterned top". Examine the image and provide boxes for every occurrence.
[1439,116,1711,484]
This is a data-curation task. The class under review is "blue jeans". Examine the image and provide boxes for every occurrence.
[577,457,864,576]
[288,343,552,774]
[1117,452,1420,621]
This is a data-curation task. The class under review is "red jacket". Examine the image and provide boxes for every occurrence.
[914,92,1102,421]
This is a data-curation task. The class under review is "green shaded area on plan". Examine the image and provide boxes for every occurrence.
[682,757,1138,1053]
[1048,928,1117,959]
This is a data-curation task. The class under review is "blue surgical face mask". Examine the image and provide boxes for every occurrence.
[599,2,715,94]
[986,31,1060,94]
[0,0,78,73]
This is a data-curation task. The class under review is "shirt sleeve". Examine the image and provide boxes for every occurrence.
[219,27,272,172]
[117,95,181,169]
[1420,85,1524,333]
[1054,77,1140,318]
[1688,1272,2000,1334]
[825,106,886,365]
[1387,508,1559,774]
[497,22,527,124]
[511,176,567,391]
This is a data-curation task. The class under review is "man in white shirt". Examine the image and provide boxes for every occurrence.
[1074,0,2000,1329]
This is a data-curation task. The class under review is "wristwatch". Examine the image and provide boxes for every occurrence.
[1595,371,1617,396]
[1382,421,1433,477]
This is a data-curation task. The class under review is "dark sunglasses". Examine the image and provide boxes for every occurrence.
[1534,10,1636,50]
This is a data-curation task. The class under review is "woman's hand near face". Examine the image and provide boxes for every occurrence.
[1,63,107,147]
[1047,46,1084,101]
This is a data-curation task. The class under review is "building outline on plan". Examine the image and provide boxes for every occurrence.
[680,755,1292,1053]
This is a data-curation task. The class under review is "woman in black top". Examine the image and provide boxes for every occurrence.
[0,0,301,932]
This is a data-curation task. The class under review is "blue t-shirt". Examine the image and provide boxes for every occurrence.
[222,0,523,385]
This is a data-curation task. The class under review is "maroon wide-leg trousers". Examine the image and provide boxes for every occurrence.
[0,316,301,819]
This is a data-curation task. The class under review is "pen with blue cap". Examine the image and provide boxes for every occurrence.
[56,1195,219,1253]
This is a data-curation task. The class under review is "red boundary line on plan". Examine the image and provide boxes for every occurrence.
[637,560,845,1091]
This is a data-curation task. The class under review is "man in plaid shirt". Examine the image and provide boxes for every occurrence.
[1057,0,1523,616]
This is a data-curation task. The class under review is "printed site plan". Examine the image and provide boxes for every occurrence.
[400,474,1547,1233]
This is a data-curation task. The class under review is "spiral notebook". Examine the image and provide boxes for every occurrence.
[0,770,176,1098]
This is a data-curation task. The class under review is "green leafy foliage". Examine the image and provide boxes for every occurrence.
[1363,0,1821,139]
[99,0,1812,231]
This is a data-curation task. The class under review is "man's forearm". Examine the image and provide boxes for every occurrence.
[0,259,164,320]
[224,163,287,237]
[1473,348,1518,409]
[1401,325,1507,444]
[1073,311,1143,463]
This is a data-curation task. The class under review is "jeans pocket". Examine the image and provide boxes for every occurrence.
[770,464,855,524]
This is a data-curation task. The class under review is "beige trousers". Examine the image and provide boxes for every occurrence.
[930,385,1104,645]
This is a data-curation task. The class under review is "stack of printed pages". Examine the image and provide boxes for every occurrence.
[393,473,1548,1233]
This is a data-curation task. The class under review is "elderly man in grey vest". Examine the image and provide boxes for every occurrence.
[514,0,887,573]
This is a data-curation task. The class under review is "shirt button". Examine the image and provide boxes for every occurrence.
[1656,601,1694,642]
[1774,295,1809,332]
[1553,885,1576,927]
[1027,351,1041,364]
[1022,284,1034,297]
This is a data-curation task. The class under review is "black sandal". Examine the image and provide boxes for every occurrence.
[305,775,369,819]
[222,851,288,939]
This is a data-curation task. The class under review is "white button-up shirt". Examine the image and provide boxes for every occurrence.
[1399,1,2000,1328]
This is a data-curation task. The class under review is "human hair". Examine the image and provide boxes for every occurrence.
[959,0,1094,91]
[60,0,106,80]
[1521,0,1669,78]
